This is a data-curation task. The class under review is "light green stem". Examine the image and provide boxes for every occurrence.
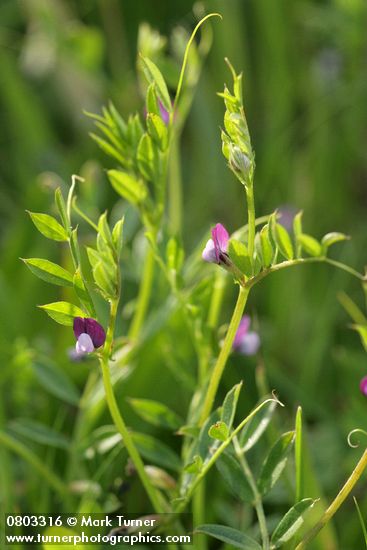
[168,137,183,236]
[199,285,250,425]
[234,439,269,550]
[100,299,163,513]
[246,184,256,262]
[0,430,67,497]
[295,448,367,549]
[193,483,207,550]
[128,244,156,341]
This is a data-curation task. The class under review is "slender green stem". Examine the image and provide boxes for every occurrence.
[100,299,163,513]
[199,285,250,425]
[128,244,156,341]
[295,448,367,549]
[246,184,256,262]
[172,13,222,116]
[234,438,269,550]
[0,430,67,497]
[247,257,364,289]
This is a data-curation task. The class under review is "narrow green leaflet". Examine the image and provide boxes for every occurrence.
[321,232,350,252]
[146,83,160,116]
[137,133,158,182]
[258,431,295,495]
[131,432,181,472]
[38,301,85,326]
[112,218,124,258]
[140,56,172,114]
[9,419,69,449]
[108,170,147,205]
[273,223,294,260]
[146,113,168,150]
[195,524,261,550]
[293,211,303,258]
[228,239,252,276]
[98,211,114,249]
[127,398,182,430]
[27,212,68,242]
[216,451,254,502]
[297,234,322,257]
[239,400,277,452]
[208,421,229,442]
[22,258,74,287]
[73,270,96,317]
[221,382,242,430]
[270,498,316,548]
[55,187,69,231]
[259,224,273,267]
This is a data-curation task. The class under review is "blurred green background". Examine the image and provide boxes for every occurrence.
[1,0,367,548]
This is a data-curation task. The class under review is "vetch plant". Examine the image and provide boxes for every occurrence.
[18,11,367,550]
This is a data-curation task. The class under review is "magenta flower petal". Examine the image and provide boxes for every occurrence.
[233,316,251,349]
[73,317,106,349]
[73,317,86,339]
[212,223,229,262]
[85,318,106,348]
[360,376,367,396]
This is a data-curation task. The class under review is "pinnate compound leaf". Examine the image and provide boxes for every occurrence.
[195,524,261,550]
[22,258,74,287]
[38,301,85,326]
[271,498,316,547]
[258,431,295,495]
[27,212,68,242]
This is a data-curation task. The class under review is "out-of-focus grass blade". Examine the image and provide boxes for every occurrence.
[354,497,367,548]
[295,406,304,502]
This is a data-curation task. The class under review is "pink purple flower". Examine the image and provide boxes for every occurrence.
[159,101,170,126]
[360,376,367,396]
[233,316,260,356]
[73,317,106,356]
[202,223,230,266]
